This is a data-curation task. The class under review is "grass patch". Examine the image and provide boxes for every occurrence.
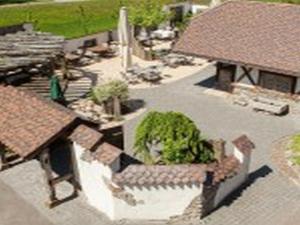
[0,0,208,39]
[0,0,298,39]
[289,134,300,165]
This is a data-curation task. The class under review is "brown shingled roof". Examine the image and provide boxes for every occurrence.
[232,135,255,155]
[211,155,240,184]
[174,1,300,76]
[113,164,207,187]
[70,125,103,151]
[0,85,76,158]
[94,142,122,166]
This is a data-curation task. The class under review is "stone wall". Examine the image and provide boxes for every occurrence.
[232,83,300,104]
[64,30,118,53]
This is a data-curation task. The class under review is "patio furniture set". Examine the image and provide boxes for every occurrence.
[122,64,163,84]
[121,53,193,85]
[65,42,117,67]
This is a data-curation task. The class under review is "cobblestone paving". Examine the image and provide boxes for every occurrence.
[1,64,300,225]
[124,64,300,225]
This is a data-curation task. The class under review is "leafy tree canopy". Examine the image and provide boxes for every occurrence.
[134,111,214,165]
[128,0,170,29]
[91,80,129,104]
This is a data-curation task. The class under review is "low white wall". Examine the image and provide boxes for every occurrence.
[113,184,203,220]
[214,166,247,207]
[191,4,209,14]
[74,141,203,221]
[73,142,118,219]
[294,78,300,93]
[64,30,118,53]
[214,147,250,207]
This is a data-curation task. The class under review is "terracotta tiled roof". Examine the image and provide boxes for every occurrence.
[69,125,121,166]
[174,1,300,76]
[94,142,122,166]
[0,85,76,158]
[113,164,207,187]
[232,135,255,155]
[70,125,103,151]
[211,155,240,184]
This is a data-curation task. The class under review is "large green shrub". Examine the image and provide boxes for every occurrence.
[134,111,214,165]
[91,80,129,104]
[128,0,170,29]
[91,80,129,119]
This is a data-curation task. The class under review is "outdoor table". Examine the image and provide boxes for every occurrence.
[87,45,110,56]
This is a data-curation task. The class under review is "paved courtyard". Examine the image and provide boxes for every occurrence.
[1,64,300,225]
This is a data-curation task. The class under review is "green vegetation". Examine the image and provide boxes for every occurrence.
[1,0,298,39]
[134,111,214,165]
[289,134,300,165]
[0,0,206,39]
[91,80,129,104]
[91,80,129,119]
[128,0,170,29]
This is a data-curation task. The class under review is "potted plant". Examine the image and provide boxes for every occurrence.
[91,80,129,120]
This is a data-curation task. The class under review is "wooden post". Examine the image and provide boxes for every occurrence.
[0,145,7,171]
[39,149,58,207]
[113,96,121,120]
[68,140,80,193]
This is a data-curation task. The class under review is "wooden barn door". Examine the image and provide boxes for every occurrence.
[216,63,236,92]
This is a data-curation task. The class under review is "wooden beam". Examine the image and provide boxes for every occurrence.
[0,144,8,171]
[39,148,58,207]
[236,67,256,85]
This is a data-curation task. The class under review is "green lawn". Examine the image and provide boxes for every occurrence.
[289,134,300,165]
[0,0,298,39]
[0,0,207,39]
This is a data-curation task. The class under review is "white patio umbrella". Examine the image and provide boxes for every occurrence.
[210,0,221,8]
[118,7,132,71]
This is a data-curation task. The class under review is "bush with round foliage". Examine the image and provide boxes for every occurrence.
[134,111,214,165]
[91,80,129,104]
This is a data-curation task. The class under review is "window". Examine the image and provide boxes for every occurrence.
[259,71,295,94]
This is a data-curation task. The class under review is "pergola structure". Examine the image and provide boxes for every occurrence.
[0,85,79,207]
[0,31,65,83]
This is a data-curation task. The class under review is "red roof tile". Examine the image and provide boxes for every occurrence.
[0,85,76,158]
[94,142,122,166]
[113,164,207,187]
[70,125,103,151]
[232,135,255,155]
[211,155,240,184]
[174,1,300,76]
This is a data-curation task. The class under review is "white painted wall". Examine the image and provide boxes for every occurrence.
[64,30,118,53]
[191,5,209,14]
[234,65,259,85]
[73,139,251,221]
[113,184,203,220]
[73,142,118,219]
[74,141,204,221]
[214,146,250,207]
[294,78,300,93]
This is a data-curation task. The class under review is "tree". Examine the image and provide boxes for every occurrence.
[128,0,169,31]
[91,80,129,119]
[134,111,214,165]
